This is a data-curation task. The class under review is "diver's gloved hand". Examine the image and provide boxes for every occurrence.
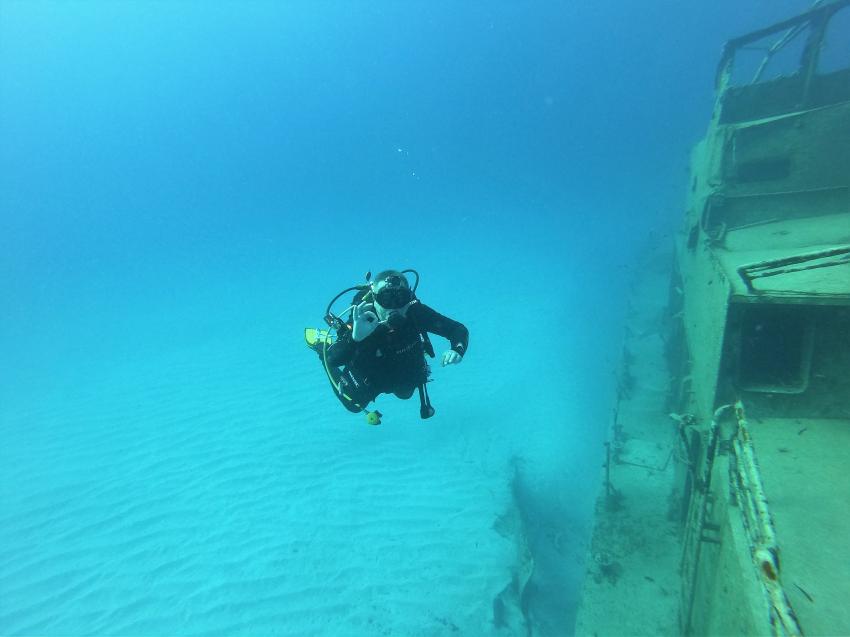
[352,301,379,342]
[441,350,463,367]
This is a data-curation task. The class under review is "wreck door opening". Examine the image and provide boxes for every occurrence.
[735,305,815,394]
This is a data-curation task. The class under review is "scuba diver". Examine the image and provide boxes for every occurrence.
[305,269,468,424]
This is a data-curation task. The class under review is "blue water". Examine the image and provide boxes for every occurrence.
[0,2,816,635]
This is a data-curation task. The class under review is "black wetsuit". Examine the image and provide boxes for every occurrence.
[321,301,469,412]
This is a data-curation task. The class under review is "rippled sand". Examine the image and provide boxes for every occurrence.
[0,334,518,636]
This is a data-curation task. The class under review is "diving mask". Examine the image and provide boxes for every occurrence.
[374,286,413,309]
[371,273,413,310]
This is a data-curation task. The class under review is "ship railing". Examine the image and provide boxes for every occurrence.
[713,0,850,124]
[729,400,803,637]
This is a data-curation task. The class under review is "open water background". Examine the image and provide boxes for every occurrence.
[0,2,817,635]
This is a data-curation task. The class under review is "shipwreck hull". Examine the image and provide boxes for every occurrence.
[577,3,850,635]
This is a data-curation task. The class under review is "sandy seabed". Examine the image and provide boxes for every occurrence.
[0,325,530,637]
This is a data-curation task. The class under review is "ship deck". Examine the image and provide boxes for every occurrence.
[574,246,681,636]
[748,415,850,635]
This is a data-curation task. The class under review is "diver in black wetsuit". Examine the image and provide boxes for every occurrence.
[307,269,468,420]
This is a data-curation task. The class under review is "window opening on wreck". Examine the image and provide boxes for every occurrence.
[737,306,815,394]
[817,6,850,74]
[728,23,810,87]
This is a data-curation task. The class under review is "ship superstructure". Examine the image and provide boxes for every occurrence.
[576,2,850,634]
